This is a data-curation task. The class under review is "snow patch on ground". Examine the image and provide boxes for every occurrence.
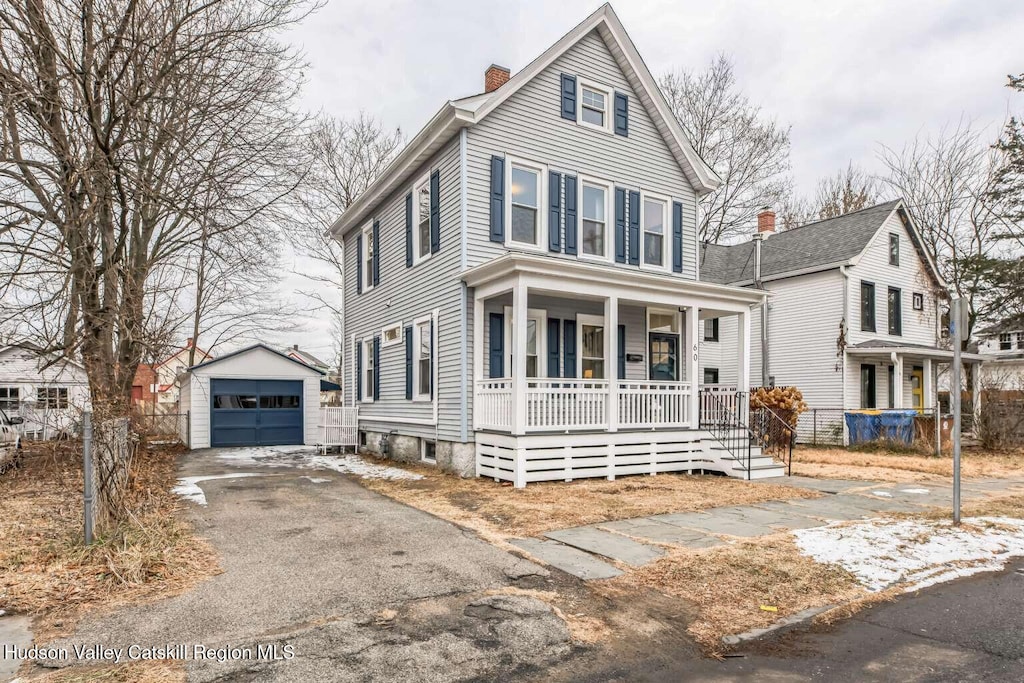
[302,476,331,484]
[871,491,893,498]
[899,488,930,495]
[173,473,264,506]
[794,517,1024,592]
[215,446,422,481]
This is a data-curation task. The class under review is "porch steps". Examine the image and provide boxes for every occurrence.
[704,440,788,480]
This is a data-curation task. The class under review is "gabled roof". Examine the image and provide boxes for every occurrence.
[700,200,947,289]
[187,343,326,375]
[328,3,720,238]
[285,347,329,369]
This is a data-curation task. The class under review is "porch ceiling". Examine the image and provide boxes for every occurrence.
[463,253,767,311]
[846,345,986,363]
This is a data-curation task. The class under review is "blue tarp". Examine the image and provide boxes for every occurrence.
[845,410,917,445]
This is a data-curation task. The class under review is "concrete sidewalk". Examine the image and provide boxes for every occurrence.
[514,476,1024,578]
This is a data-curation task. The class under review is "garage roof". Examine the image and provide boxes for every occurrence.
[187,344,325,375]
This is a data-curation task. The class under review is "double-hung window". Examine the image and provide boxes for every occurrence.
[642,195,668,270]
[507,161,544,249]
[0,386,18,412]
[579,82,610,131]
[362,339,375,402]
[888,287,902,336]
[1000,333,1012,350]
[361,223,374,292]
[1018,332,1024,350]
[413,316,433,400]
[581,180,609,259]
[703,318,719,342]
[413,174,431,264]
[37,387,68,410]
[861,282,876,332]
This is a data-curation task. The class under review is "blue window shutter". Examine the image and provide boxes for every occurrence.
[548,171,561,252]
[489,156,505,242]
[404,326,413,399]
[560,74,577,120]
[429,169,441,253]
[614,187,627,263]
[627,191,640,265]
[372,220,380,286]
[373,336,381,399]
[356,233,363,294]
[547,318,561,378]
[672,201,684,273]
[563,320,577,378]
[563,175,577,255]
[355,341,362,401]
[617,325,626,380]
[428,318,434,400]
[488,313,504,378]
[614,92,629,136]
[405,193,413,268]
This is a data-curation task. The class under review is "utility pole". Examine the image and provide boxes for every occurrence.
[950,298,965,525]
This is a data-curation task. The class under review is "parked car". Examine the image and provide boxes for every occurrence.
[0,408,24,472]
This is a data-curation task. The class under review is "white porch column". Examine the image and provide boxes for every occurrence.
[511,278,528,436]
[923,358,934,410]
[605,295,619,433]
[893,353,905,408]
[472,290,484,432]
[686,305,699,426]
[737,309,751,394]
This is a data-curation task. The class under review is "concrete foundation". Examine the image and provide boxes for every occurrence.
[358,429,476,478]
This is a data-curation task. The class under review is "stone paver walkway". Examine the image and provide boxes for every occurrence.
[514,476,1024,580]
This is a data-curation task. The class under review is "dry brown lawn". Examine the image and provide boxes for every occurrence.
[614,534,872,652]
[32,660,184,682]
[792,446,1024,482]
[0,440,218,639]
[360,459,820,539]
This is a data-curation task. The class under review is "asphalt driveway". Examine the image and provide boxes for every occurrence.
[40,447,573,682]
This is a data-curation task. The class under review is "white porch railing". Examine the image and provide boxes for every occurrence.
[618,381,691,428]
[319,406,359,450]
[476,379,513,431]
[526,379,608,430]
[475,379,694,432]
[698,385,746,425]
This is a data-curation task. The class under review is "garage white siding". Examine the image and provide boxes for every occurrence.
[183,346,322,450]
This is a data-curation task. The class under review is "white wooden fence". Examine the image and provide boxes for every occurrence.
[319,406,359,451]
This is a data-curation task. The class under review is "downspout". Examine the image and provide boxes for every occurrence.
[753,233,769,386]
[339,238,346,407]
[459,128,469,443]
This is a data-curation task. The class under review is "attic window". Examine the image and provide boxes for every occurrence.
[889,233,900,266]
[578,80,611,132]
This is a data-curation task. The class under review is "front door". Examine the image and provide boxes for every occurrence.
[911,366,924,410]
[649,333,678,381]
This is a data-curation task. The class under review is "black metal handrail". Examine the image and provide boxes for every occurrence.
[699,389,752,479]
[749,402,796,476]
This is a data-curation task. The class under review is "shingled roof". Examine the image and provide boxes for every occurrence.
[700,200,904,285]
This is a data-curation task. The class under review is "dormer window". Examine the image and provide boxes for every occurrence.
[578,80,612,132]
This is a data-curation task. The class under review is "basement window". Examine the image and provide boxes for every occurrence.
[421,440,437,464]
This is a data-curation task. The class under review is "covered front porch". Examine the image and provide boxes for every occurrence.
[464,254,772,487]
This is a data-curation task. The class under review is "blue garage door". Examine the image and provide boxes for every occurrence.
[210,379,303,447]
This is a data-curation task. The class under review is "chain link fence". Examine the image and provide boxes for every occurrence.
[798,407,978,450]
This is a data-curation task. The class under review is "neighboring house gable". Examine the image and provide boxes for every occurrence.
[0,345,90,437]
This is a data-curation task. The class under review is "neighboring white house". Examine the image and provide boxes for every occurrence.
[329,5,782,485]
[0,345,90,439]
[699,201,986,442]
[977,326,1024,390]
[179,344,323,449]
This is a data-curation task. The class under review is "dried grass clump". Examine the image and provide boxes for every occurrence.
[360,458,820,539]
[616,535,866,652]
[33,660,184,682]
[0,440,218,627]
[793,445,1024,481]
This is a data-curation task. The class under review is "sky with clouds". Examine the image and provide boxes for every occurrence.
[273,0,1024,362]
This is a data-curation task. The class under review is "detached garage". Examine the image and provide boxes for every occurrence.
[179,344,324,449]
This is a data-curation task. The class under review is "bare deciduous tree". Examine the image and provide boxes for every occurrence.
[776,162,881,230]
[287,113,402,372]
[878,120,1005,344]
[661,54,792,243]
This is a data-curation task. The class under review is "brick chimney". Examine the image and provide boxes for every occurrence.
[484,64,510,93]
[757,207,776,235]
[186,337,194,347]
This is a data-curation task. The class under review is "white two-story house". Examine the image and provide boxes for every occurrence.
[700,201,986,443]
[329,5,780,485]
[977,325,1024,390]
